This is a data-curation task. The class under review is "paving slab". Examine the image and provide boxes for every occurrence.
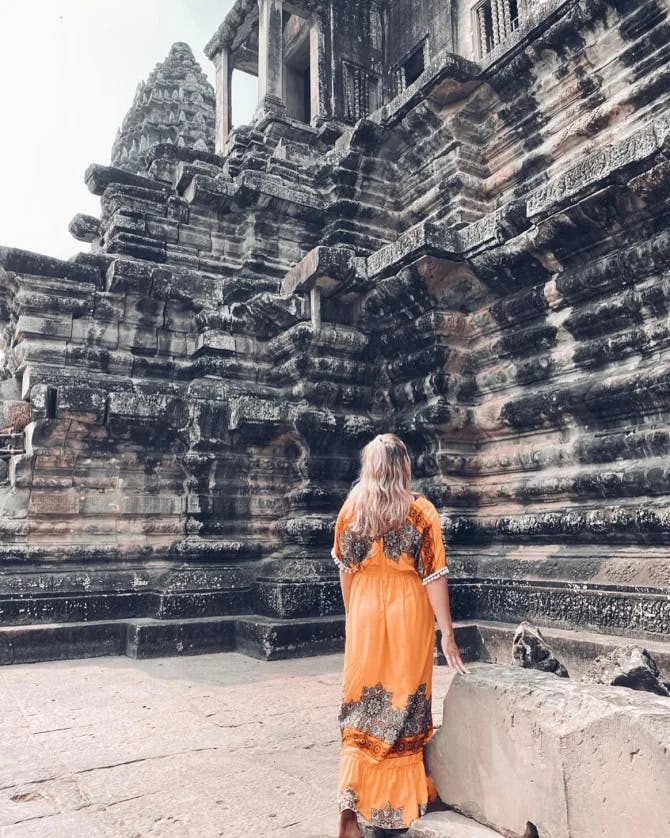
[0,652,454,837]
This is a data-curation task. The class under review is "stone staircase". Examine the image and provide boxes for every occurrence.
[0,611,346,665]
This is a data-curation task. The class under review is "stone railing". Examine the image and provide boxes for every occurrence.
[475,0,521,57]
[475,0,571,65]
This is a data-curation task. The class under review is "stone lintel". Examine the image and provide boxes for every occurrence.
[174,161,223,194]
[182,174,235,210]
[527,121,668,222]
[144,142,224,170]
[237,169,325,213]
[204,0,257,60]
[366,222,460,280]
[84,163,168,197]
[281,246,362,297]
[0,246,102,287]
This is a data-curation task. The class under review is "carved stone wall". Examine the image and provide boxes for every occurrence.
[1,0,670,662]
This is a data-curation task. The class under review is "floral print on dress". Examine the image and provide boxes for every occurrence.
[370,801,406,829]
[335,496,447,831]
[339,682,432,747]
[382,520,422,563]
[339,527,373,569]
[338,786,360,813]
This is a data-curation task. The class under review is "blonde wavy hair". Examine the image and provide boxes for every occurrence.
[347,434,415,538]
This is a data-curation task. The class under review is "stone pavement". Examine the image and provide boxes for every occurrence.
[0,653,454,838]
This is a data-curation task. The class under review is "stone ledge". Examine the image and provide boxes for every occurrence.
[85,163,171,197]
[281,245,365,297]
[409,810,503,838]
[0,613,346,665]
[0,246,103,287]
[426,663,670,838]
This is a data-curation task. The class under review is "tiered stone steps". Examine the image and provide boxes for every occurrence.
[0,613,346,665]
[3,611,668,682]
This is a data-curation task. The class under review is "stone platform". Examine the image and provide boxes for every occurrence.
[0,651,455,838]
[3,652,668,838]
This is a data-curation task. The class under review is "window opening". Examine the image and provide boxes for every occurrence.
[404,46,426,87]
[232,68,258,127]
[283,13,313,123]
[391,38,429,98]
[343,61,380,122]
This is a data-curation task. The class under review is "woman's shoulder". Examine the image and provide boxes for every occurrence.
[409,494,439,522]
[336,495,355,523]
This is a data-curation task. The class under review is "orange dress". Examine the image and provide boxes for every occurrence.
[332,495,449,830]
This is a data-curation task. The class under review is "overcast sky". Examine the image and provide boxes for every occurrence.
[0,1,258,260]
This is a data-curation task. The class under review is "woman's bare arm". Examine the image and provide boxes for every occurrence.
[339,569,354,615]
[425,576,469,674]
[425,575,453,636]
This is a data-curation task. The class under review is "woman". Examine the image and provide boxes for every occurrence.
[332,434,468,837]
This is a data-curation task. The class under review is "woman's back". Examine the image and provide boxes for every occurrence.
[333,494,448,585]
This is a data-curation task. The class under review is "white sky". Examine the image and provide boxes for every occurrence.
[0,1,258,260]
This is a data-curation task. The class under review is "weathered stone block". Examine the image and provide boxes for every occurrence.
[426,664,670,838]
[28,490,80,516]
[68,213,101,242]
[55,386,106,424]
[408,810,503,838]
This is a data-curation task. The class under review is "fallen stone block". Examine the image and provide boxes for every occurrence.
[581,645,670,697]
[512,620,569,677]
[426,663,670,838]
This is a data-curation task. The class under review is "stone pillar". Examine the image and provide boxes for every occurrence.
[258,0,285,113]
[501,0,512,35]
[310,286,321,332]
[214,48,232,153]
[309,19,325,124]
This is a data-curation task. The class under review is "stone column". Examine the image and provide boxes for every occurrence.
[214,48,232,153]
[309,18,326,125]
[257,0,285,113]
[310,286,321,332]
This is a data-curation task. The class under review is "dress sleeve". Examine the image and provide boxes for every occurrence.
[420,505,449,585]
[332,506,357,574]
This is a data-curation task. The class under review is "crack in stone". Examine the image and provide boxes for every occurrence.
[0,746,221,793]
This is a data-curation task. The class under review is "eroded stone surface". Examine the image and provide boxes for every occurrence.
[111,43,216,175]
[581,645,670,697]
[426,663,670,838]
[1,0,670,660]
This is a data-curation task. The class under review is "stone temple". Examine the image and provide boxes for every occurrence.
[1,0,670,672]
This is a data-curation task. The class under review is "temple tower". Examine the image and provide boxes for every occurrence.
[1,0,670,669]
[111,42,216,175]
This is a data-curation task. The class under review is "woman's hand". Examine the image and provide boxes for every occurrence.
[441,631,470,675]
